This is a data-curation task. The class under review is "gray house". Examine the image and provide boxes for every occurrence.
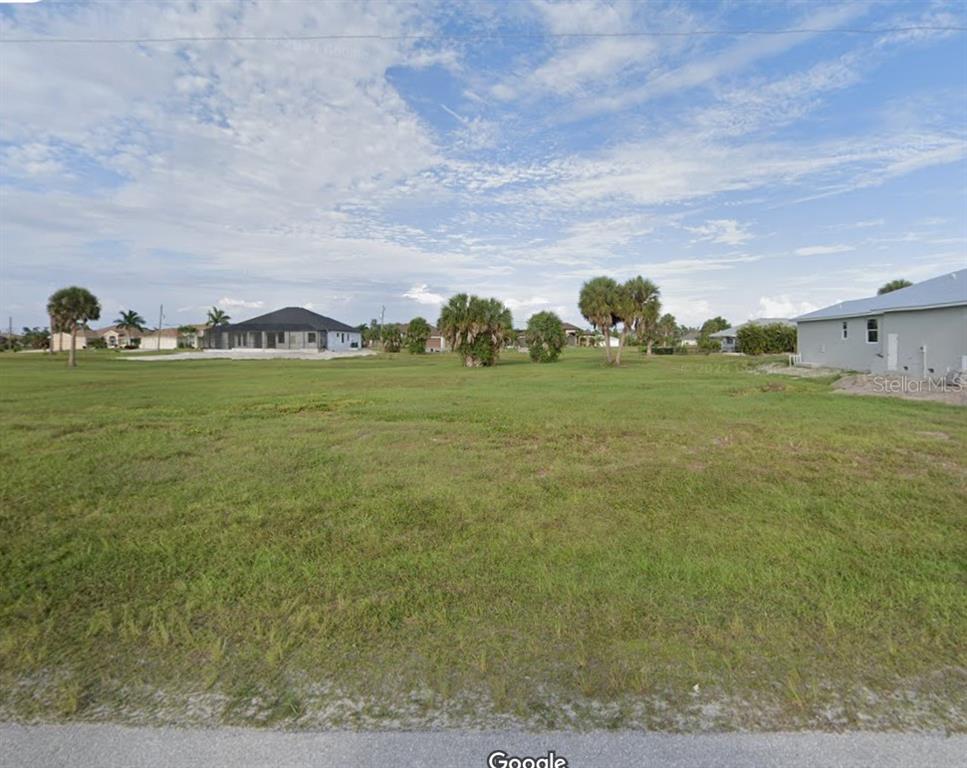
[795,269,967,376]
[206,307,362,351]
[709,317,793,352]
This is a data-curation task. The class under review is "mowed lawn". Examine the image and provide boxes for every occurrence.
[1,350,964,730]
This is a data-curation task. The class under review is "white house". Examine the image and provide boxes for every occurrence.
[795,269,967,376]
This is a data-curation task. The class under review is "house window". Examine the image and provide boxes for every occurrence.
[841,321,848,340]
[866,318,879,343]
[277,332,285,343]
[307,332,316,343]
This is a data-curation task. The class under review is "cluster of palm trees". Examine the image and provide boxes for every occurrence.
[578,275,662,366]
[437,293,514,367]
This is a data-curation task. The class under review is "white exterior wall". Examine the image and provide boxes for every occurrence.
[326,330,361,351]
[140,335,179,351]
[797,306,967,375]
[52,332,87,352]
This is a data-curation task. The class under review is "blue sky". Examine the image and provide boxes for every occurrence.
[1,0,965,330]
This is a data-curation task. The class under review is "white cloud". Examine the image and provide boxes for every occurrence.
[795,244,856,256]
[752,296,818,319]
[403,285,446,305]
[217,297,264,310]
[686,219,753,246]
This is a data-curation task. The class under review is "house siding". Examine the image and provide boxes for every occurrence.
[325,330,361,350]
[797,306,967,375]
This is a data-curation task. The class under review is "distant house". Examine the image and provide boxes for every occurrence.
[681,330,700,347]
[177,324,211,349]
[99,325,143,349]
[425,330,447,352]
[205,307,362,351]
[138,328,180,351]
[51,328,98,352]
[52,325,183,351]
[796,269,967,376]
[561,322,584,346]
[400,322,448,352]
[710,318,794,353]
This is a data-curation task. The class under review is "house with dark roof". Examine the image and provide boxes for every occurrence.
[709,318,794,353]
[561,322,585,346]
[205,307,362,351]
[796,269,967,376]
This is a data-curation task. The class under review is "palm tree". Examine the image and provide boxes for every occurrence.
[618,276,660,364]
[47,286,101,368]
[114,309,146,347]
[878,279,913,295]
[657,313,680,347]
[207,307,231,326]
[438,294,513,367]
[578,276,619,364]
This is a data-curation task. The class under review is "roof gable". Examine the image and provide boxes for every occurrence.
[796,269,967,322]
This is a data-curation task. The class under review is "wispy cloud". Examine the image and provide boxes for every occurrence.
[686,219,753,246]
[795,244,856,256]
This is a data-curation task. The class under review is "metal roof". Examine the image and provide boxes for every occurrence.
[220,307,359,333]
[795,268,967,323]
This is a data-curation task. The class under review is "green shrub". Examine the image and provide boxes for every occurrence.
[406,317,431,354]
[736,323,796,355]
[525,311,566,363]
[87,338,107,350]
[697,337,721,354]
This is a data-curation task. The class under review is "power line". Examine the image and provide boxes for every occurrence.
[1,25,965,44]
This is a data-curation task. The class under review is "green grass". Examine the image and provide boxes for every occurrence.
[1,349,965,729]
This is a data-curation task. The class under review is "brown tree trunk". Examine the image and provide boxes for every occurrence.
[48,314,54,355]
[615,326,630,366]
[68,325,77,367]
[603,326,612,364]
[646,339,654,355]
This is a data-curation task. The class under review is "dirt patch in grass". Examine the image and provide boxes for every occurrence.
[834,374,967,406]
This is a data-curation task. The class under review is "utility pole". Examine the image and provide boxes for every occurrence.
[157,304,164,351]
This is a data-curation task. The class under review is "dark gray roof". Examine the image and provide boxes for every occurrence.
[222,307,358,333]
[796,269,967,322]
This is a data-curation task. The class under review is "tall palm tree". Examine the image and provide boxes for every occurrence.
[207,307,231,326]
[623,276,661,358]
[114,309,146,346]
[47,286,101,368]
[438,294,513,367]
[578,276,619,364]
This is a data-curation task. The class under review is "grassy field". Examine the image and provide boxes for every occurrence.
[1,349,964,730]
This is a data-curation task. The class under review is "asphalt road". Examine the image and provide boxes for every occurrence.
[1,724,964,768]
